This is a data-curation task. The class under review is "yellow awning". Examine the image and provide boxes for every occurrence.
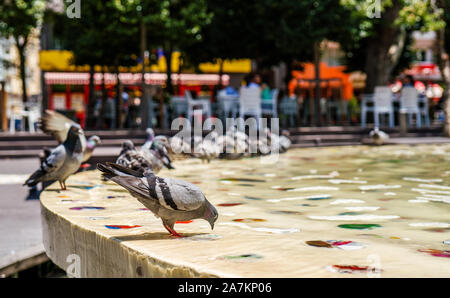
[40,50,251,74]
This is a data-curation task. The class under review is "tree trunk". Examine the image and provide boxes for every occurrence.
[435,1,450,137]
[115,67,122,129]
[101,67,107,129]
[364,1,404,93]
[15,40,28,105]
[140,19,148,129]
[313,41,321,126]
[165,43,173,95]
[87,64,95,128]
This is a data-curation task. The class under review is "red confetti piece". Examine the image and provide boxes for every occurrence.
[418,249,450,258]
[217,203,243,207]
[331,241,353,246]
[80,163,91,168]
[176,220,193,224]
[332,265,381,273]
[232,218,266,222]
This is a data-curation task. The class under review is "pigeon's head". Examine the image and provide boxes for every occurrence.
[203,201,219,230]
[121,140,135,151]
[155,135,169,148]
[67,124,83,138]
[65,124,84,152]
[146,128,155,141]
[88,135,101,145]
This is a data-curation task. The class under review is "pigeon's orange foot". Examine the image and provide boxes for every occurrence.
[164,223,183,237]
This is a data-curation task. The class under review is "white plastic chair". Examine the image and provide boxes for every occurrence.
[361,86,394,128]
[217,93,239,121]
[399,87,422,128]
[8,105,40,133]
[261,89,278,117]
[185,90,211,124]
[239,87,261,128]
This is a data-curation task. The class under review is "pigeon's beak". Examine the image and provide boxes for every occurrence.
[210,222,215,230]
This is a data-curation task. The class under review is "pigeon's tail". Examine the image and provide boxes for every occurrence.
[97,162,149,180]
[163,158,175,170]
[97,163,118,181]
[24,168,45,187]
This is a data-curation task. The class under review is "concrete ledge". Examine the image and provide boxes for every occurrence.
[0,244,48,277]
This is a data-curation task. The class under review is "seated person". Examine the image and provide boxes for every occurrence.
[261,82,272,101]
[246,73,262,88]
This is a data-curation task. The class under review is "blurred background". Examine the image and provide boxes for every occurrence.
[1,0,450,277]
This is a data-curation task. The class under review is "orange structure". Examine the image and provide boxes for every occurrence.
[288,62,354,100]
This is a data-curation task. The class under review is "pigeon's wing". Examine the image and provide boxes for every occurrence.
[146,176,205,211]
[39,110,76,143]
[117,150,152,174]
[24,145,66,186]
[42,145,66,173]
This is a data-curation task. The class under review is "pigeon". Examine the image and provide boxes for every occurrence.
[82,135,101,162]
[116,140,154,173]
[279,130,292,153]
[39,109,100,162]
[141,130,174,171]
[169,135,191,156]
[193,131,220,163]
[24,124,85,190]
[217,128,248,159]
[264,128,291,154]
[97,162,218,237]
[369,127,389,146]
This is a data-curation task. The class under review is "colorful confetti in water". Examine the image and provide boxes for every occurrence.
[232,218,266,223]
[338,224,382,230]
[418,249,450,258]
[176,220,193,224]
[105,225,142,229]
[217,203,244,207]
[329,264,382,274]
[70,206,105,210]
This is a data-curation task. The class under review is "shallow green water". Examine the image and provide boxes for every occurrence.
[164,144,450,276]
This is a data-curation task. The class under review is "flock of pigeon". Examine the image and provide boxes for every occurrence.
[22,110,387,237]
[22,111,292,236]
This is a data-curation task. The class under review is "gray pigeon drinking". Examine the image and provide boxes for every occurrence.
[97,162,218,237]
[116,140,154,173]
[39,109,100,162]
[24,124,85,190]
[369,127,389,146]
[82,135,102,162]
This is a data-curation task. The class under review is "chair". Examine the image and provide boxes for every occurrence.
[8,104,40,133]
[361,86,394,128]
[399,87,422,128]
[147,99,168,129]
[170,96,188,120]
[326,98,348,125]
[261,89,278,118]
[418,94,431,127]
[279,96,298,127]
[185,90,211,125]
[217,93,239,121]
[238,87,262,127]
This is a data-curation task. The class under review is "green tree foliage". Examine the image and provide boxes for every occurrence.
[0,0,45,103]
[341,0,444,92]
[52,0,139,127]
